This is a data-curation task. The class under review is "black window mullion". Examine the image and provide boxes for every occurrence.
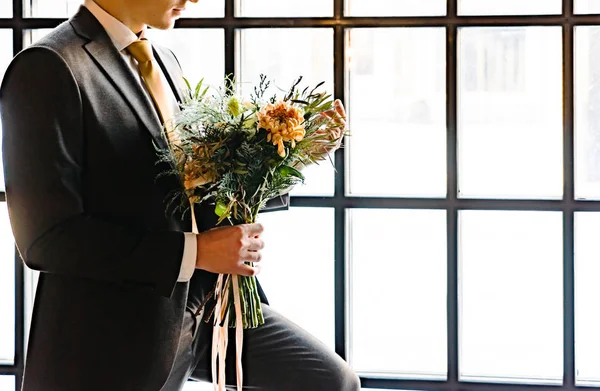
[13,253,23,391]
[18,15,600,30]
[154,15,600,29]
[564,208,575,389]
[446,0,459,387]
[224,26,235,81]
[11,2,24,391]
[563,0,576,387]
[447,205,459,389]
[361,378,600,391]
[11,16,21,58]
[0,366,18,375]
[224,0,235,84]
[333,0,347,363]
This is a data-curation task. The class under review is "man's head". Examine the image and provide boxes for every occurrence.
[95,0,199,32]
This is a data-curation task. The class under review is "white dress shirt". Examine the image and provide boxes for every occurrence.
[84,0,197,282]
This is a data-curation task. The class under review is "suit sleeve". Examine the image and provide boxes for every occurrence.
[261,194,289,213]
[0,47,183,298]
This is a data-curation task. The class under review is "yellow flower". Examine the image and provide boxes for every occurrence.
[227,96,242,117]
[256,101,305,157]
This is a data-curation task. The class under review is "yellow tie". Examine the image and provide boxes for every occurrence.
[127,39,176,142]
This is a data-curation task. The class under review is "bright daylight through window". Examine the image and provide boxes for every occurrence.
[0,0,599,390]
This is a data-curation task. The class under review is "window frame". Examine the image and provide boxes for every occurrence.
[0,0,597,390]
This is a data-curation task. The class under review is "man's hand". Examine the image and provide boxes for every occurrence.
[195,223,264,277]
[316,99,347,155]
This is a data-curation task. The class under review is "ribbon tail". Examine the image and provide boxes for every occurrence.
[232,276,244,391]
[190,200,199,234]
[218,312,229,391]
[212,274,224,391]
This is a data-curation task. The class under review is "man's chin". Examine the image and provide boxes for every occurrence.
[148,18,177,30]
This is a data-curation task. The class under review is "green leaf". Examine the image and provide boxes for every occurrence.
[201,85,210,99]
[194,77,205,99]
[215,201,228,217]
[277,165,304,180]
[183,77,192,93]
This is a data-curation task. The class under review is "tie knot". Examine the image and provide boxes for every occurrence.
[127,39,154,63]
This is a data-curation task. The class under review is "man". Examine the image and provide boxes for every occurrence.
[0,0,358,390]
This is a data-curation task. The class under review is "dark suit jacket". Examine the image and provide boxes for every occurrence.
[0,6,285,390]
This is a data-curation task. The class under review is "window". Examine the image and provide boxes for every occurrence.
[576,26,600,199]
[0,1,596,391]
[239,28,336,196]
[458,27,563,199]
[348,209,447,378]
[0,205,14,366]
[347,27,446,197]
[460,211,563,384]
[0,376,15,391]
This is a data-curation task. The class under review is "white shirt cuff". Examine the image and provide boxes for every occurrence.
[177,232,197,282]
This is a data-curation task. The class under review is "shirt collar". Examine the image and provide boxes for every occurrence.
[83,0,146,52]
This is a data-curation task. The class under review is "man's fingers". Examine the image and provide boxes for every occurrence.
[246,238,265,251]
[242,250,263,263]
[245,223,264,237]
[321,110,335,118]
[334,99,346,119]
[237,263,261,277]
[322,109,345,122]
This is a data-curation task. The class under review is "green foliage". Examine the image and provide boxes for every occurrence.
[159,74,344,224]
[156,74,346,329]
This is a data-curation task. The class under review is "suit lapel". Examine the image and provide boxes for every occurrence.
[69,7,169,151]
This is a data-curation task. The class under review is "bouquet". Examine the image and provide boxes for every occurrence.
[157,75,346,390]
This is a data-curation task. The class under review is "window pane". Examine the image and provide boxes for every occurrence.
[0,376,14,391]
[345,0,446,16]
[576,0,600,14]
[0,205,15,365]
[145,29,225,89]
[575,212,600,386]
[257,208,335,349]
[239,29,334,197]
[25,0,80,17]
[0,1,10,17]
[0,30,13,192]
[238,0,332,17]
[347,28,446,197]
[459,0,561,15]
[23,29,52,49]
[458,27,563,199]
[24,265,39,357]
[575,27,600,200]
[349,209,447,379]
[180,1,224,18]
[459,211,563,384]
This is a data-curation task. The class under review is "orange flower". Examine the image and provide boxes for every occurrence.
[256,101,305,157]
[183,157,213,190]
